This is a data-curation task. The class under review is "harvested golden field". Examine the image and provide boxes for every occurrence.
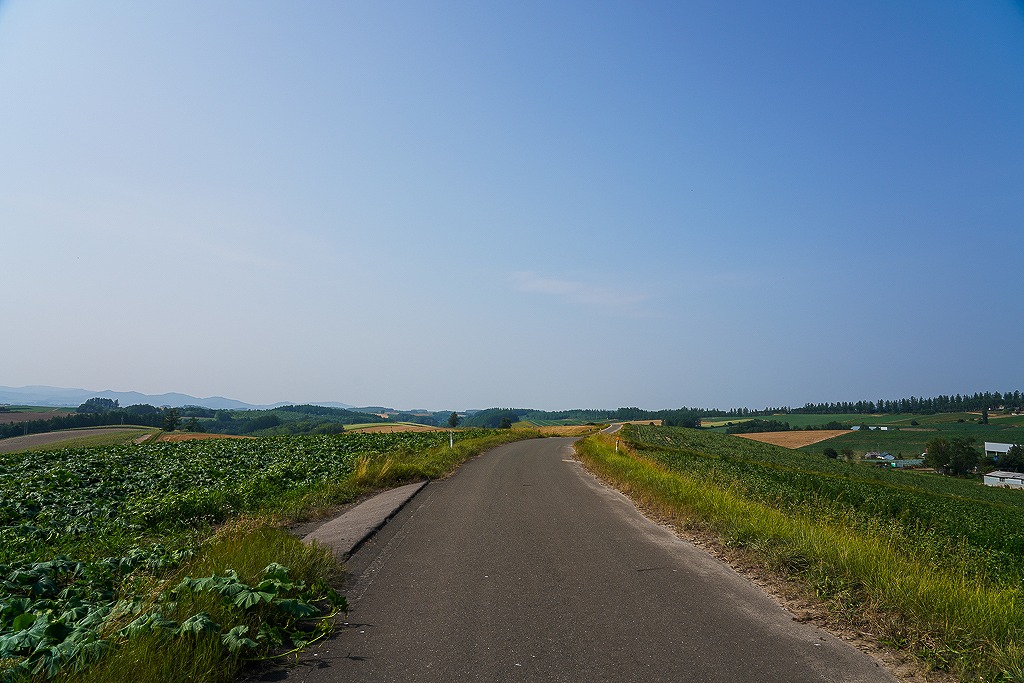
[532,425,604,437]
[735,430,849,449]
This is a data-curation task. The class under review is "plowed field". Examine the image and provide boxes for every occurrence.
[735,430,849,449]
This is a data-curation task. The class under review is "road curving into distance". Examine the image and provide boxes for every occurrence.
[264,436,896,683]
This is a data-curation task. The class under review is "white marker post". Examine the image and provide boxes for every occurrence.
[450,429,454,450]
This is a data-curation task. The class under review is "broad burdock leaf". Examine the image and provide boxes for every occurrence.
[12,612,36,631]
[233,588,275,610]
[176,612,222,636]
[119,612,178,638]
[221,625,258,653]
[262,563,291,583]
[272,599,319,619]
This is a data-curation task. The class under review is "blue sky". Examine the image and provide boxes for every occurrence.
[2,2,1022,411]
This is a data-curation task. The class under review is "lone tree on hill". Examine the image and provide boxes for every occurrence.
[447,412,461,428]
[924,437,979,476]
[162,408,181,432]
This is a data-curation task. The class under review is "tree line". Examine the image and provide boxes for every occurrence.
[0,404,170,439]
[725,419,849,435]
[788,391,1024,416]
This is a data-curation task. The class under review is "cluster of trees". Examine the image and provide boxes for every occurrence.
[996,445,1024,472]
[463,407,705,428]
[726,419,850,434]
[462,409,521,428]
[923,438,980,477]
[0,402,176,439]
[199,405,382,436]
[920,438,1024,477]
[790,391,1023,416]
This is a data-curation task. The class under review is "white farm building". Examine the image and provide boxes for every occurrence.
[983,471,1024,489]
[985,442,1016,458]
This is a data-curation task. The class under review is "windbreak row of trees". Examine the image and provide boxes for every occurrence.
[0,402,390,440]
[725,419,850,434]
[790,391,1024,416]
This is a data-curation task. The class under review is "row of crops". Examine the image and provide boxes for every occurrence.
[0,431,468,681]
[624,425,1024,585]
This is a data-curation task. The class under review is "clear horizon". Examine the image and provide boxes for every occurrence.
[3,2,1022,411]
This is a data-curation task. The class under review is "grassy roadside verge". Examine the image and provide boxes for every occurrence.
[574,432,1024,682]
[3,429,537,683]
[280,428,541,521]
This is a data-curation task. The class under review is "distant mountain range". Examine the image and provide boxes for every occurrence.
[0,385,356,411]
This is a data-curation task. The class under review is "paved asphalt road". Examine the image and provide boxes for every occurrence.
[264,437,896,683]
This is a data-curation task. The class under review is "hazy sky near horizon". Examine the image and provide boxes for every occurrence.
[2,2,1023,411]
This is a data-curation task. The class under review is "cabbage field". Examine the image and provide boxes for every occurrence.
[0,431,473,681]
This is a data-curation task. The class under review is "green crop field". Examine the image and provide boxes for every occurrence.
[586,425,1024,679]
[798,421,1024,459]
[0,429,525,681]
[627,424,1024,581]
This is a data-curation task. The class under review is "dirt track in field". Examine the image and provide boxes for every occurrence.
[0,428,149,453]
[736,430,850,449]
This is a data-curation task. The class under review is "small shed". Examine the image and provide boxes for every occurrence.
[983,471,1024,489]
[985,442,1016,458]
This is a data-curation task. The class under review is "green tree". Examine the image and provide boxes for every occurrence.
[498,417,513,429]
[77,397,119,413]
[162,408,181,432]
[823,447,838,459]
[447,412,461,428]
[924,437,979,476]
[1001,444,1024,472]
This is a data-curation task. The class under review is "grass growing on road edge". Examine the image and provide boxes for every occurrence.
[574,433,1024,682]
[283,428,540,521]
[56,519,340,683]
